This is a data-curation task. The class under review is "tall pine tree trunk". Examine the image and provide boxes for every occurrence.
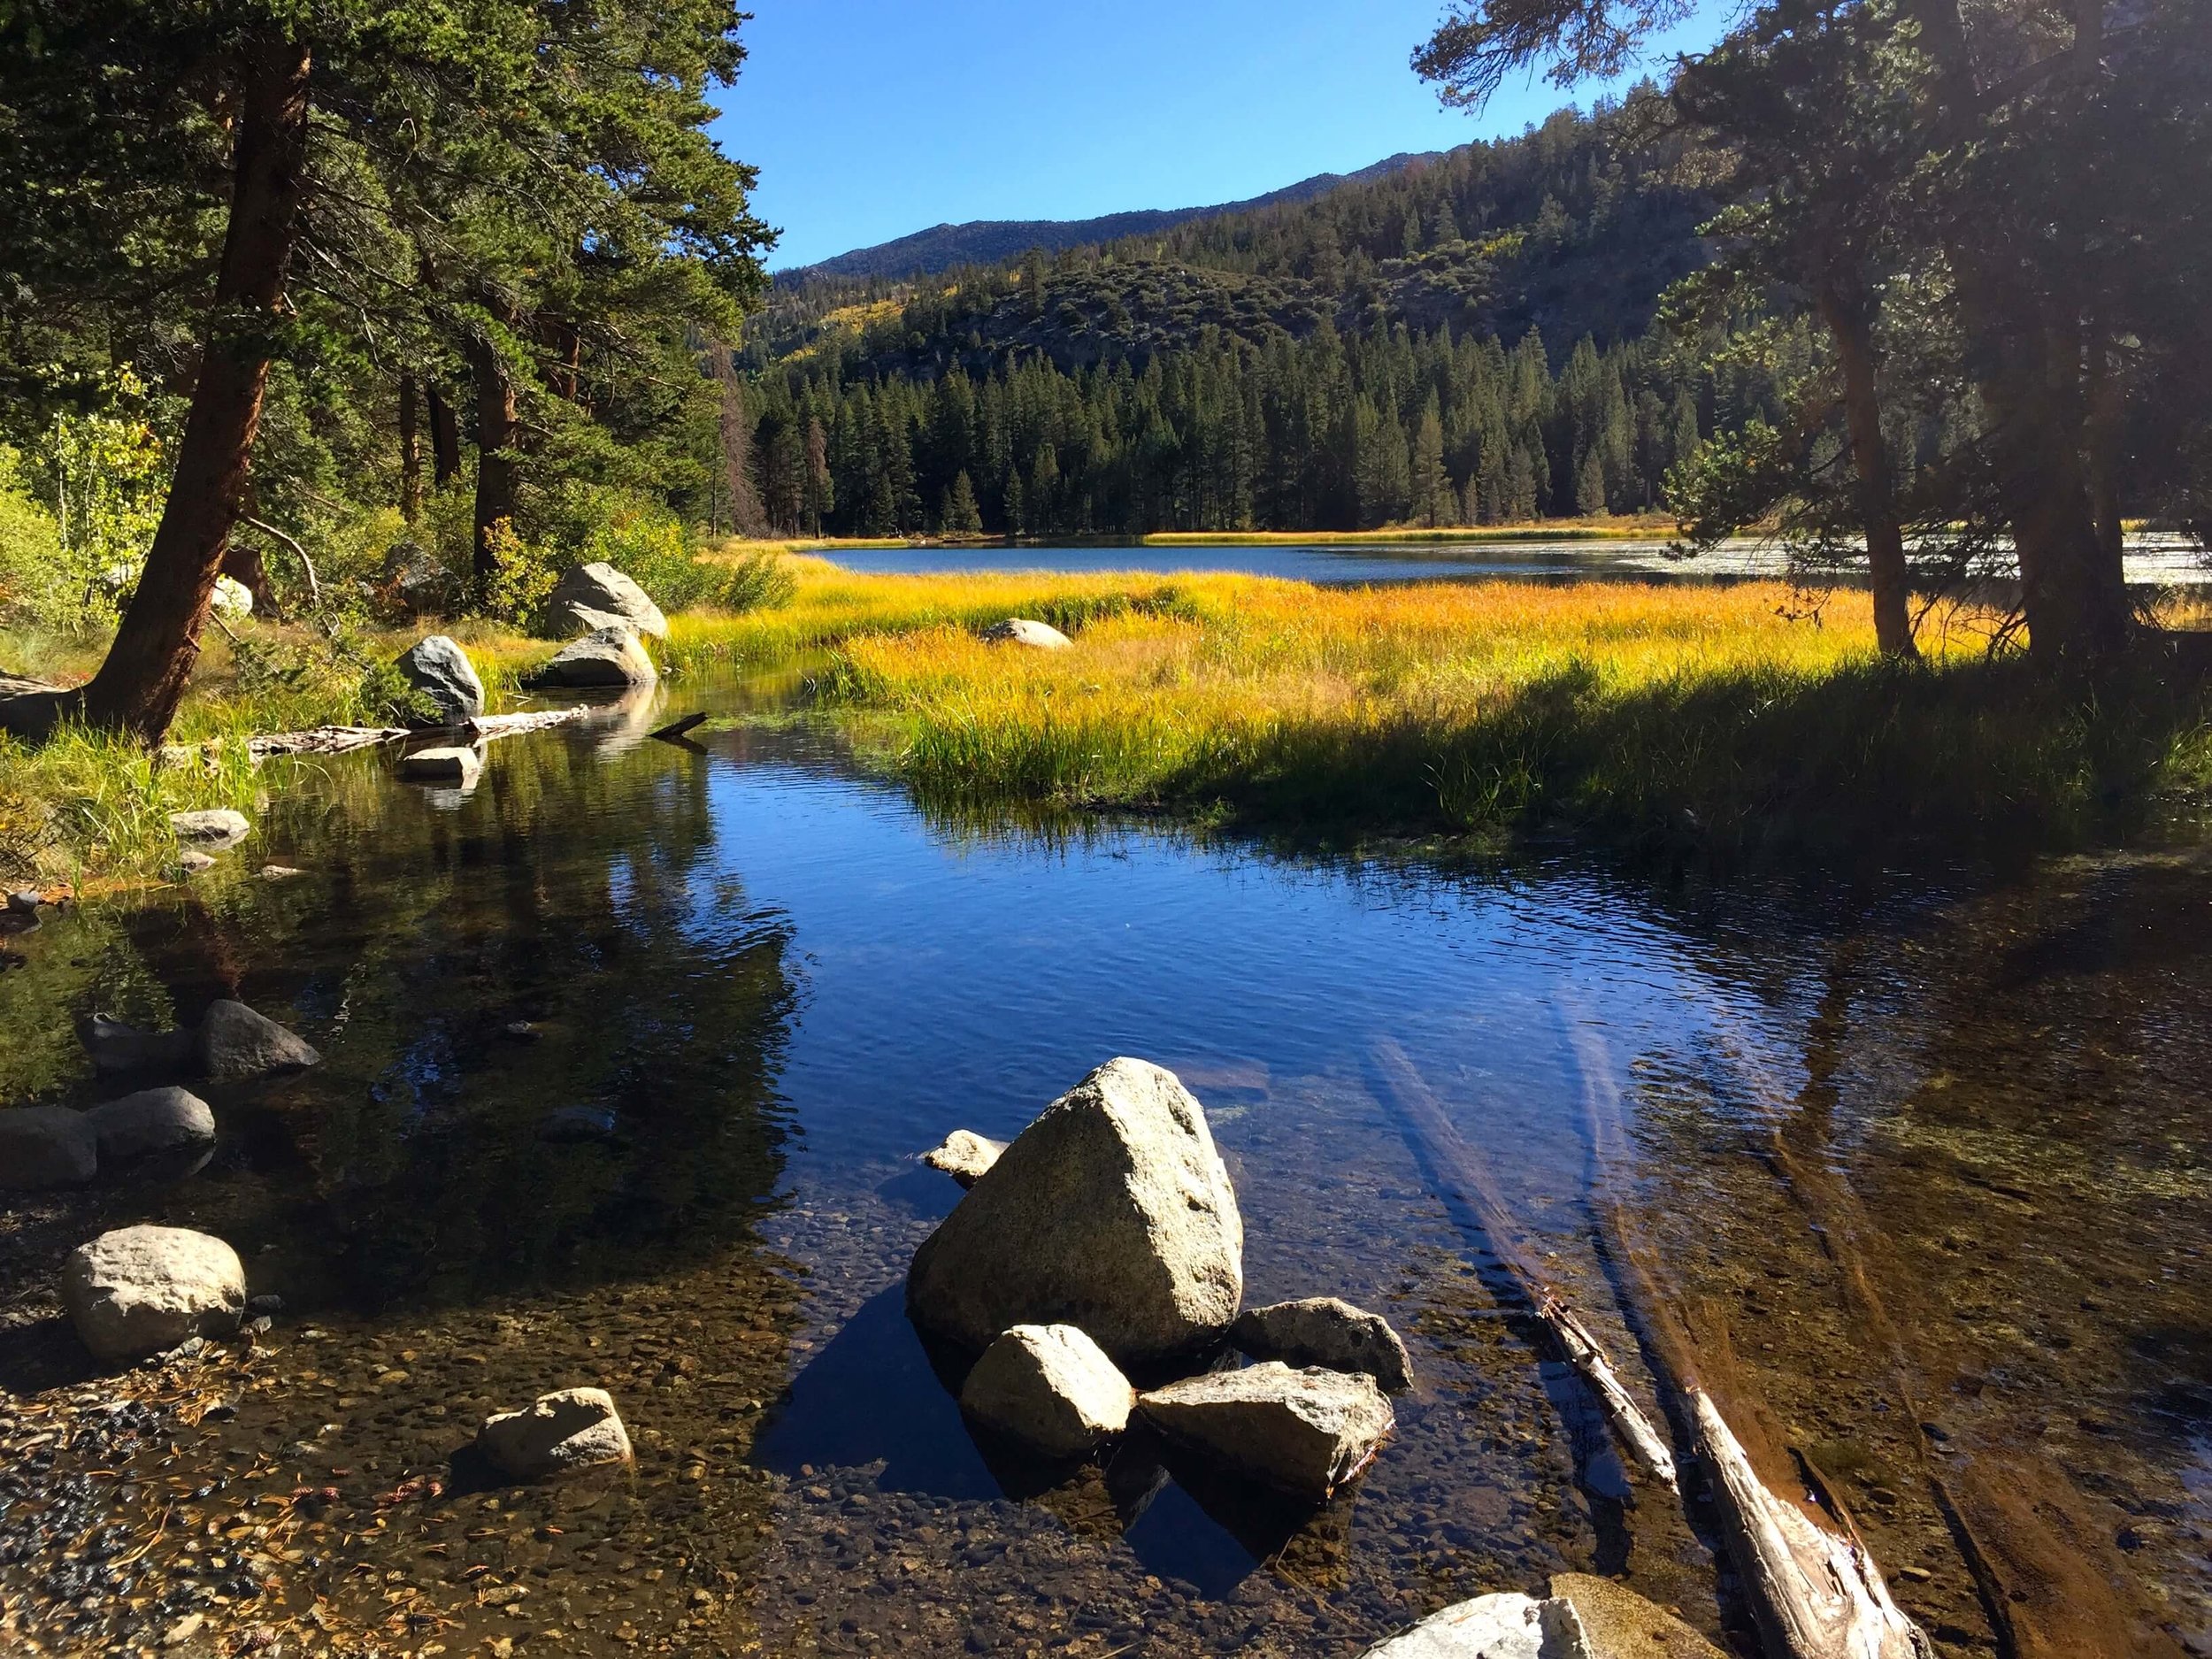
[468,331,518,584]
[73,35,312,741]
[1817,287,1918,659]
[426,384,461,485]
[398,374,424,522]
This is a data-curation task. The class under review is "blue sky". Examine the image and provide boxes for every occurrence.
[715,1,1728,272]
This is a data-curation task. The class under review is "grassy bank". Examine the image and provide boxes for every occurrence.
[8,558,2210,883]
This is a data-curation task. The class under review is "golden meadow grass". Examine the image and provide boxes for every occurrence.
[7,557,2210,881]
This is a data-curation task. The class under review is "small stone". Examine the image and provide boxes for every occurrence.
[260,864,306,880]
[197,999,320,1081]
[162,1611,206,1647]
[1232,1295,1416,1393]
[1136,1362,1394,1500]
[959,1324,1134,1459]
[0,1105,98,1187]
[503,1019,539,1041]
[82,1086,215,1161]
[169,809,252,849]
[81,1012,196,1075]
[245,1293,284,1317]
[63,1225,246,1362]
[477,1387,633,1479]
[979,618,1072,649]
[1361,1593,1589,1658]
[539,1105,618,1143]
[921,1128,1006,1187]
[177,849,217,875]
[399,744,484,786]
[5,889,41,913]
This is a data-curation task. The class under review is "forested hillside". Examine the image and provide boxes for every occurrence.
[744,99,1734,537]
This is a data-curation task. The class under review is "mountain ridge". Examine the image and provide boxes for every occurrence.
[777,151,1443,283]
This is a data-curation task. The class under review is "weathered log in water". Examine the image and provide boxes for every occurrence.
[1368,1037,1677,1491]
[246,705,594,762]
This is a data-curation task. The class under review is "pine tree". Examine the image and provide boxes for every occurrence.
[1410,397,1451,526]
[944,470,983,533]
[1575,447,1608,517]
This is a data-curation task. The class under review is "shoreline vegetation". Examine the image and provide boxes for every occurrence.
[718,517,1681,556]
[8,552,2211,889]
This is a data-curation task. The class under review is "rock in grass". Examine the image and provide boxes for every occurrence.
[525,626,658,690]
[82,1087,215,1162]
[960,1324,1134,1459]
[62,1225,246,1362]
[1360,1593,1592,1658]
[1232,1296,1415,1393]
[921,1129,1005,1187]
[478,1387,633,1479]
[905,1057,1242,1366]
[399,744,483,786]
[979,617,1071,649]
[170,809,251,849]
[82,1013,196,1075]
[196,1000,320,1081]
[1136,1362,1394,1501]
[548,563,669,641]
[395,634,486,722]
[0,1106,98,1187]
[1548,1576,1726,1659]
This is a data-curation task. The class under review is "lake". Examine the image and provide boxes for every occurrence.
[820,532,2211,588]
[1,671,2206,1657]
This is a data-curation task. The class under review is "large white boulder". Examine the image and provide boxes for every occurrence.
[0,1106,98,1187]
[197,999,321,1081]
[478,1387,633,1479]
[1362,1594,1592,1658]
[548,563,668,641]
[82,1087,215,1161]
[905,1057,1242,1366]
[959,1324,1134,1459]
[1232,1295,1415,1393]
[979,618,1071,649]
[1136,1361,1394,1501]
[62,1225,246,1361]
[395,635,486,722]
[526,626,658,690]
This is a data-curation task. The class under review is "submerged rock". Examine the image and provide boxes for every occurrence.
[548,563,669,641]
[906,1056,1243,1366]
[1136,1361,1394,1501]
[175,850,217,876]
[979,617,1071,649]
[540,1104,619,1143]
[197,1000,321,1081]
[1361,1593,1591,1658]
[169,809,251,849]
[81,1013,195,1076]
[82,1087,215,1162]
[525,626,658,690]
[959,1324,1134,1460]
[395,634,487,722]
[62,1225,246,1362]
[1548,1576,1726,1659]
[0,1105,98,1187]
[1232,1295,1415,1393]
[399,744,484,786]
[478,1386,633,1479]
[921,1128,1006,1187]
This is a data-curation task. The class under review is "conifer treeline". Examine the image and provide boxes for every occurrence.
[751,319,1760,538]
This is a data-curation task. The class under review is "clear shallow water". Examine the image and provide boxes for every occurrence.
[821,533,2210,587]
[0,678,2207,1658]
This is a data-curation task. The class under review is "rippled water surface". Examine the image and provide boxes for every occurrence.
[1,674,2207,1658]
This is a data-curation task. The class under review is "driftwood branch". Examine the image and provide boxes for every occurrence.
[239,516,323,611]
[247,704,592,761]
[1368,1037,1678,1490]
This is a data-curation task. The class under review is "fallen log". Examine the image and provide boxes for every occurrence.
[246,704,592,762]
[1559,1005,1930,1659]
[649,711,708,743]
[1368,1038,1676,1490]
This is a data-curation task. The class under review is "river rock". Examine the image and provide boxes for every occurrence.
[395,635,486,722]
[82,1013,196,1075]
[1232,1296,1415,1393]
[380,541,455,612]
[922,1128,1005,1187]
[525,626,658,690]
[62,1225,246,1362]
[905,1056,1243,1365]
[960,1324,1134,1459]
[170,809,251,849]
[1548,1576,1726,1659]
[196,1000,320,1081]
[399,744,483,786]
[548,563,668,641]
[6,889,41,913]
[478,1386,633,1479]
[980,618,1071,649]
[1136,1362,1394,1500]
[83,1087,215,1161]
[1362,1593,1592,1658]
[0,1106,98,1187]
